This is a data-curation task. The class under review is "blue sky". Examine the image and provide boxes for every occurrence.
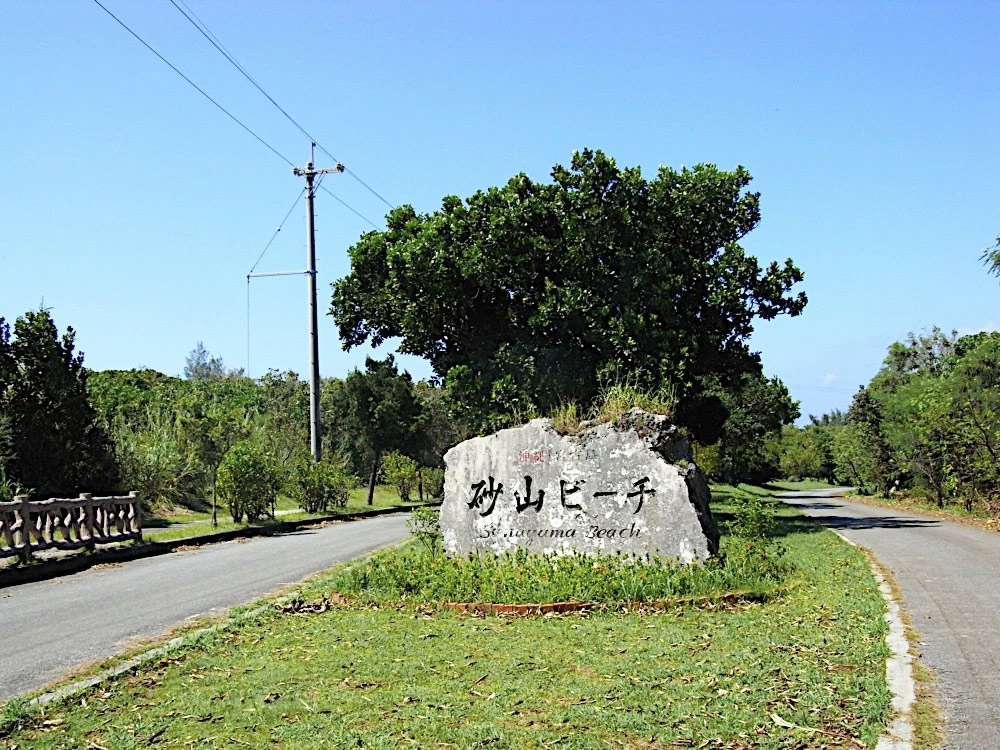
[2,1,997,422]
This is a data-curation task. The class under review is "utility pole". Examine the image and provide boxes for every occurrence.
[293,143,344,462]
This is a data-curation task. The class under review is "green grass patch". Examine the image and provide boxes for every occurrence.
[142,486,435,543]
[3,488,890,749]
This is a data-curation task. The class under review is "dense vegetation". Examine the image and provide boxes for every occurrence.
[0,311,117,499]
[777,329,999,512]
[0,310,456,517]
[331,149,807,443]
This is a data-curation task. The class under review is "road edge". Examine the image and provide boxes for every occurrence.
[830,529,915,750]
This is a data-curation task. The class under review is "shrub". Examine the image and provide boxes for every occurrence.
[290,458,352,513]
[217,442,281,523]
[382,452,418,501]
[423,467,445,499]
[407,506,442,554]
[724,489,785,573]
[692,441,722,480]
[109,410,202,509]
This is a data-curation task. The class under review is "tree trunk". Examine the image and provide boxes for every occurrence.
[212,471,218,527]
[367,456,379,505]
[418,468,424,502]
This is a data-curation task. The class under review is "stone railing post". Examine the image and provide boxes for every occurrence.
[15,494,32,564]
[80,493,95,551]
[130,491,142,543]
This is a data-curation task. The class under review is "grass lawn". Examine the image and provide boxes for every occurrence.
[2,487,891,749]
[142,485,436,543]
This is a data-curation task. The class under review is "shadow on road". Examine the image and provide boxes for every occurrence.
[802,514,939,530]
[785,502,842,510]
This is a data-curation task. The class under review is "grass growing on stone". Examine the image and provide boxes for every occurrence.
[2,493,890,749]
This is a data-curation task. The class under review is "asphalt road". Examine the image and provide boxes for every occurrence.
[780,489,1000,750]
[0,513,411,701]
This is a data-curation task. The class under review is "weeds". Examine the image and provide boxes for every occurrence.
[0,698,31,737]
[545,382,676,436]
[594,381,676,422]
[550,402,582,435]
[330,537,787,606]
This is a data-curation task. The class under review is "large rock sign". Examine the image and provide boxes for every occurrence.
[441,409,719,563]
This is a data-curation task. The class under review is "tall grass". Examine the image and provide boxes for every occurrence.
[546,380,677,435]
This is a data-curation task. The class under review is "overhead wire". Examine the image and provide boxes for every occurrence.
[248,188,306,274]
[166,0,396,211]
[94,0,389,373]
[91,0,294,167]
[246,188,310,375]
[319,183,380,230]
[93,0,379,228]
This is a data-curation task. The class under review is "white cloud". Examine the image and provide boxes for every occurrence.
[821,373,838,385]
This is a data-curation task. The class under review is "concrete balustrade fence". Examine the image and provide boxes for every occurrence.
[0,492,141,563]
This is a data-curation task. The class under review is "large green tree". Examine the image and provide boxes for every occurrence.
[331,149,807,431]
[0,311,117,497]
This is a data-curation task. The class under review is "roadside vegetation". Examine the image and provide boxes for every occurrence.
[773,329,999,525]
[142,486,435,544]
[0,314,458,546]
[0,487,891,749]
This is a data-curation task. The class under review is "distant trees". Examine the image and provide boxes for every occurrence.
[0,309,461,514]
[780,329,1000,511]
[184,342,243,381]
[325,356,427,505]
[0,311,117,498]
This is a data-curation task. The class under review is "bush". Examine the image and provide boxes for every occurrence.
[423,466,445,498]
[724,489,785,572]
[290,458,352,513]
[407,506,442,554]
[382,452,418,501]
[217,442,281,523]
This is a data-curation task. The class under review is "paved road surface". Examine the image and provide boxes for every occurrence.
[0,513,411,701]
[780,489,1000,750]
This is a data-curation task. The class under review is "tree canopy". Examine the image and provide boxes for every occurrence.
[331,149,806,430]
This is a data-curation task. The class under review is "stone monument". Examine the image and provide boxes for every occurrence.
[441,409,718,563]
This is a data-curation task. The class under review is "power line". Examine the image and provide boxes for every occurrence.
[93,0,382,229]
[166,0,396,211]
[319,183,380,230]
[248,188,305,274]
[92,0,293,167]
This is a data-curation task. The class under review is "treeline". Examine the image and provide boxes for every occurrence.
[0,310,465,517]
[778,329,999,510]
